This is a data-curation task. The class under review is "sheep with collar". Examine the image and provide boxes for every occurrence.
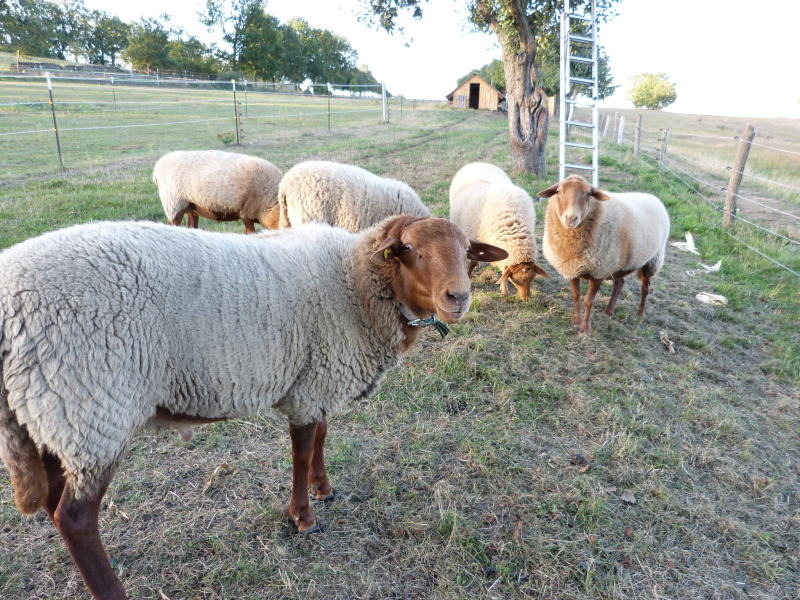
[0,215,506,600]
[449,162,548,301]
[278,160,430,231]
[152,150,283,233]
[538,174,670,334]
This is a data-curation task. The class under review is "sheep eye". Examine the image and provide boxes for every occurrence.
[401,243,412,252]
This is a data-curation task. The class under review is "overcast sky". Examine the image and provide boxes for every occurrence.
[79,0,800,119]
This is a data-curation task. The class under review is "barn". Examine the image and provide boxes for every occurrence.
[446,73,505,111]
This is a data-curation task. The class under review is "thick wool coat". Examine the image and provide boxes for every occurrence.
[449,162,538,272]
[0,221,407,500]
[153,150,282,226]
[278,161,430,231]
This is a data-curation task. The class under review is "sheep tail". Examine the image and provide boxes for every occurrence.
[0,384,48,515]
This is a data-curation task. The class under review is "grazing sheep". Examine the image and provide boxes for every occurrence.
[538,174,670,333]
[152,150,282,234]
[449,162,549,301]
[278,160,430,231]
[0,216,506,600]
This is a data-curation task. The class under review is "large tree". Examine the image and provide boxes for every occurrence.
[122,16,172,71]
[362,0,618,175]
[81,10,129,66]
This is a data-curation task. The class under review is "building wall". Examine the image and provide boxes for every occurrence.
[450,75,501,111]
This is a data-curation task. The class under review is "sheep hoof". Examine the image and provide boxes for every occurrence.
[313,488,336,503]
[297,522,323,535]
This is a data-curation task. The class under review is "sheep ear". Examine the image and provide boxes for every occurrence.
[467,241,508,262]
[591,187,610,201]
[537,183,559,198]
[533,263,550,277]
[371,237,401,265]
[495,266,512,285]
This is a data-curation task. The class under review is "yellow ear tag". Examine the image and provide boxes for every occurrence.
[384,248,392,260]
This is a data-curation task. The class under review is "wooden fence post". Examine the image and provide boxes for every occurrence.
[723,123,756,228]
[658,128,670,169]
[633,114,642,159]
[231,79,241,145]
[602,115,609,138]
[616,115,626,144]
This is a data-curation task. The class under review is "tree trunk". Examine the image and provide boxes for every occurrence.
[488,1,549,176]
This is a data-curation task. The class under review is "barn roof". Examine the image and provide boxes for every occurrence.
[446,73,506,102]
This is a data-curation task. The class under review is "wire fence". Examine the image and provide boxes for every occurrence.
[0,73,414,181]
[597,111,800,279]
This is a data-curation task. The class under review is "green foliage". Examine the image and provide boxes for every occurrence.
[627,72,677,110]
[456,59,505,92]
[122,17,172,71]
[81,11,129,67]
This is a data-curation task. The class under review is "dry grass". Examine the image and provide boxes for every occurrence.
[0,107,798,600]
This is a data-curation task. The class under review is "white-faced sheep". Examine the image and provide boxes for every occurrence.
[449,162,548,301]
[538,174,670,333]
[0,216,506,600]
[152,150,282,234]
[278,160,430,231]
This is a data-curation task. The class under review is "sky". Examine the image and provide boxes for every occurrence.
[79,0,800,120]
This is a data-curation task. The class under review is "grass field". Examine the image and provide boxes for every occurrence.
[0,90,798,600]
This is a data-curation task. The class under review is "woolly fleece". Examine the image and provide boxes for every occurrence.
[278,160,430,232]
[449,162,539,273]
[543,191,670,281]
[0,220,413,499]
[153,150,282,226]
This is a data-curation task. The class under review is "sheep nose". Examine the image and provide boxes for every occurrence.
[446,290,470,305]
[564,213,579,228]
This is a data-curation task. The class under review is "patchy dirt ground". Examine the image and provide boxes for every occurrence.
[1,110,797,600]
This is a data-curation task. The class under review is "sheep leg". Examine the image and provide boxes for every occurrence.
[41,448,66,518]
[579,279,602,334]
[288,421,319,532]
[242,219,256,234]
[168,209,186,227]
[638,274,651,316]
[186,213,199,229]
[605,277,625,315]
[569,278,583,327]
[309,417,334,501]
[49,466,127,600]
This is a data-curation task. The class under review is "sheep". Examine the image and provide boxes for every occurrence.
[0,216,507,600]
[278,160,430,232]
[152,150,283,234]
[538,174,670,333]
[449,162,549,301]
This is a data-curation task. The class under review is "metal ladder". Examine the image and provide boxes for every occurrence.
[558,0,599,186]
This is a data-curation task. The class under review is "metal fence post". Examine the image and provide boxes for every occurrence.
[231,79,241,145]
[327,95,331,131]
[243,78,248,117]
[45,74,64,169]
[633,114,642,159]
[723,124,756,228]
[381,82,388,123]
[111,76,117,111]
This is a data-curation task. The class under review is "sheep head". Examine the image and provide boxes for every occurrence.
[538,175,610,229]
[496,262,549,302]
[371,216,507,323]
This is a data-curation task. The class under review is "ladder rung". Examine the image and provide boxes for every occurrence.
[569,55,594,64]
[569,34,593,44]
[564,163,595,171]
[565,141,594,149]
[565,120,594,128]
[569,77,595,85]
[568,13,592,21]
[565,98,596,106]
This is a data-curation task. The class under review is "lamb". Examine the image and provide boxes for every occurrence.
[152,150,283,234]
[0,216,506,600]
[278,160,430,231]
[449,162,548,301]
[538,174,670,333]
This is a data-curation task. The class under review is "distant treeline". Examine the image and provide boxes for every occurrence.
[0,0,380,85]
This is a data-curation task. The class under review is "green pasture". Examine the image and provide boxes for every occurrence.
[0,86,798,600]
